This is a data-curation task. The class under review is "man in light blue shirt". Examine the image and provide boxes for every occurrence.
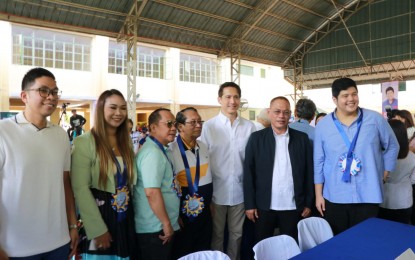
[314,77,399,235]
[289,98,317,146]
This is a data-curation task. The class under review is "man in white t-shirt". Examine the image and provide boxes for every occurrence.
[0,67,78,259]
[128,118,140,154]
[201,82,256,260]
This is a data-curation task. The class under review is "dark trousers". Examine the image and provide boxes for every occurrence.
[324,199,379,235]
[254,209,300,245]
[137,231,175,260]
[10,243,69,260]
[172,206,213,259]
[379,207,412,224]
[67,126,82,141]
[241,217,255,260]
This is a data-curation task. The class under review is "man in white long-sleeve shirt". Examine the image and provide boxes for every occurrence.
[201,82,256,260]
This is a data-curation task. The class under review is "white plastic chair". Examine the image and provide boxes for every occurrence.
[253,234,301,260]
[178,250,231,260]
[297,217,333,252]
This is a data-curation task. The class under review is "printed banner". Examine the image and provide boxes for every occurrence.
[381,81,399,118]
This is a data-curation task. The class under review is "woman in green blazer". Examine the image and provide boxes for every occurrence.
[71,89,137,259]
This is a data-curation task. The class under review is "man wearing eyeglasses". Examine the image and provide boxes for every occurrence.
[169,107,213,259]
[0,67,78,259]
[244,96,314,245]
[134,108,180,260]
[201,82,256,260]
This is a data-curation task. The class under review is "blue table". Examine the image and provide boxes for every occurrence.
[292,218,415,259]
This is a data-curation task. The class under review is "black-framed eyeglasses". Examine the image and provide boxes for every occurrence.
[159,120,176,128]
[184,120,204,126]
[26,88,62,98]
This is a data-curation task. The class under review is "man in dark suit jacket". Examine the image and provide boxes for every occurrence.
[243,96,314,244]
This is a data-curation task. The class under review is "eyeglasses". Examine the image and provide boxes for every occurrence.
[159,120,176,128]
[184,120,204,126]
[26,88,62,98]
[273,110,291,117]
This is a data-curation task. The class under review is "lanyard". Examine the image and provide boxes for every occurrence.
[111,153,129,222]
[149,136,174,173]
[177,135,200,195]
[112,154,127,188]
[332,108,363,182]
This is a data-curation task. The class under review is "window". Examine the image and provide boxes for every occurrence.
[180,53,217,84]
[240,65,254,76]
[108,43,126,74]
[260,68,266,78]
[138,46,165,79]
[12,25,91,71]
[249,110,256,120]
[108,42,165,79]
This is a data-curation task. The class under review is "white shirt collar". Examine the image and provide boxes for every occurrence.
[272,127,289,137]
[15,112,53,129]
[218,111,240,125]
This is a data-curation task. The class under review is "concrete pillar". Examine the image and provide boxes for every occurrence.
[91,36,109,95]
[168,48,181,115]
[88,101,96,129]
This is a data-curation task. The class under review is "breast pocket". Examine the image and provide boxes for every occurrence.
[358,123,377,145]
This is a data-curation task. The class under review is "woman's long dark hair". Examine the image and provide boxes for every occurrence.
[91,89,134,188]
[389,119,409,159]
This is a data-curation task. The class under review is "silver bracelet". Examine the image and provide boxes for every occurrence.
[69,224,78,230]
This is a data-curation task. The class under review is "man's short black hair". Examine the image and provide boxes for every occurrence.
[148,108,171,131]
[315,112,327,122]
[295,99,317,121]
[331,77,357,98]
[175,107,198,129]
[270,96,290,106]
[218,82,241,97]
[21,67,55,91]
[385,86,395,94]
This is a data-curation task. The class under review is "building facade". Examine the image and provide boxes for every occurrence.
[0,21,296,128]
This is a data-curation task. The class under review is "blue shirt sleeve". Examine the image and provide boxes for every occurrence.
[314,119,326,184]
